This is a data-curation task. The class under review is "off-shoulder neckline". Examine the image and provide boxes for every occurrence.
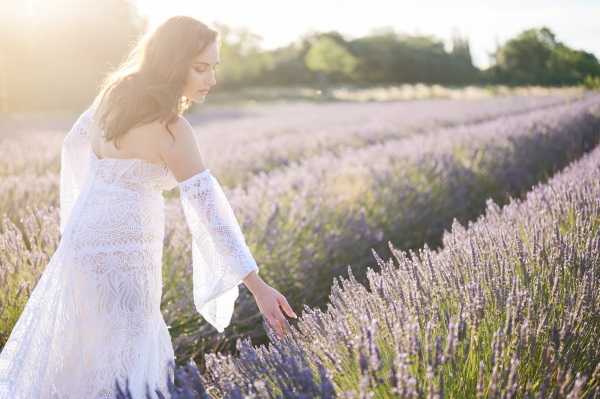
[89,148,210,187]
[85,104,209,186]
[86,104,168,170]
[90,148,168,170]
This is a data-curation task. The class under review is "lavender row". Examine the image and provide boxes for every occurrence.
[176,93,600,306]
[213,114,600,397]
[121,103,600,398]
[0,92,583,197]
[0,93,586,225]
[152,93,600,365]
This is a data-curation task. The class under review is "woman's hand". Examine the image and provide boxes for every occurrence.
[250,281,298,339]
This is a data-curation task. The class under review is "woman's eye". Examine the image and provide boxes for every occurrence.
[194,65,217,74]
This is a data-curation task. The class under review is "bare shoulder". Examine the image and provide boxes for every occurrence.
[157,115,207,182]
[155,115,193,150]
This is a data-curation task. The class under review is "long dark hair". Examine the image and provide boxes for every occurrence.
[91,16,219,147]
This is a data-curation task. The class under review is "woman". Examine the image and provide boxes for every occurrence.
[0,15,297,398]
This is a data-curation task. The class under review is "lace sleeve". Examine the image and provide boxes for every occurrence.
[178,169,259,333]
[59,106,95,235]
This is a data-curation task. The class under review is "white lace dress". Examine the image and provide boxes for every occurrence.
[0,105,259,398]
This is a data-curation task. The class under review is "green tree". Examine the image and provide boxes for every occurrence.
[489,26,600,85]
[348,32,401,83]
[494,27,556,84]
[213,22,273,89]
[304,35,358,96]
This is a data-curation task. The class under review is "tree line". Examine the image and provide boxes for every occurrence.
[1,0,598,112]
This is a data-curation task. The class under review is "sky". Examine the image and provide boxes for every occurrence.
[134,0,600,69]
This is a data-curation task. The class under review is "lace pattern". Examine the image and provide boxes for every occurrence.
[0,103,257,397]
[59,107,94,235]
[0,105,177,398]
[178,169,259,333]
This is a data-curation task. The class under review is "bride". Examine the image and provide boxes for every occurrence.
[0,15,297,398]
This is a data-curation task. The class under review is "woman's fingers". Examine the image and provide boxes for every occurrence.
[261,293,298,338]
[267,311,290,338]
[267,317,283,337]
[277,295,298,319]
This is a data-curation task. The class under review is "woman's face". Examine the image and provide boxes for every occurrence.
[182,40,220,103]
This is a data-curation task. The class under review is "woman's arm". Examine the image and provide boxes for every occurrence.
[161,116,297,336]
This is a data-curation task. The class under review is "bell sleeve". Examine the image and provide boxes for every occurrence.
[178,169,259,333]
[59,106,95,236]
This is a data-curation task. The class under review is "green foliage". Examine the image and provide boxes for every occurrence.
[583,75,600,90]
[489,26,600,86]
[303,36,358,96]
[304,36,358,76]
[212,22,274,89]
[349,31,478,85]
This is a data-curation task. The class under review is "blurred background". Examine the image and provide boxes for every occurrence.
[1,0,599,113]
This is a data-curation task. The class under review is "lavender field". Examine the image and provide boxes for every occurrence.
[0,91,586,205]
[1,91,600,397]
[191,109,600,399]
